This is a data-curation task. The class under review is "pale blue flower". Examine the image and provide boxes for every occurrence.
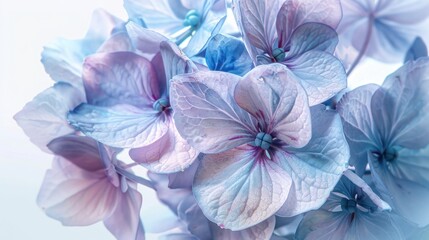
[338,58,429,226]
[170,63,349,230]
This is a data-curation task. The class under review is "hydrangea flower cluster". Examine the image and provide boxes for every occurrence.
[15,0,429,239]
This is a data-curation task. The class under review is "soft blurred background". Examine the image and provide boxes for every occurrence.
[0,0,426,239]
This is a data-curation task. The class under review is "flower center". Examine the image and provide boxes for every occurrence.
[254,132,273,150]
[341,198,357,213]
[183,10,201,28]
[372,148,397,162]
[153,98,170,112]
[272,48,285,62]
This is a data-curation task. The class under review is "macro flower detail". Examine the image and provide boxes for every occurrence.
[12,1,429,239]
[170,63,349,230]
[337,0,429,73]
[233,0,346,105]
[295,171,414,240]
[67,41,199,173]
[124,0,227,56]
[37,135,144,240]
[338,57,429,226]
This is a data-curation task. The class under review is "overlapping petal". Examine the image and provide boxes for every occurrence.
[170,71,257,153]
[41,9,123,88]
[129,120,198,173]
[337,84,381,176]
[276,0,342,48]
[277,105,349,216]
[193,145,292,230]
[82,51,161,107]
[371,58,429,149]
[68,104,169,148]
[234,63,311,147]
[205,34,253,76]
[14,82,84,152]
[285,51,347,106]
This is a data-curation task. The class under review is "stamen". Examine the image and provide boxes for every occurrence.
[341,198,357,213]
[272,48,286,62]
[153,98,170,112]
[255,132,273,150]
[183,10,201,28]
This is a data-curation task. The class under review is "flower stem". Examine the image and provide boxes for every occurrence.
[346,15,374,76]
[116,166,155,190]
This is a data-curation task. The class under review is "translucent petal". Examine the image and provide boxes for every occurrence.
[37,157,117,226]
[193,146,292,230]
[233,0,283,57]
[285,50,347,106]
[82,51,161,107]
[170,71,256,153]
[404,37,428,63]
[41,9,123,87]
[68,104,169,148]
[47,135,104,172]
[234,63,311,148]
[184,0,227,56]
[371,58,429,149]
[103,188,144,240]
[205,34,253,76]
[14,82,84,152]
[337,84,381,176]
[277,105,349,216]
[287,22,338,58]
[211,216,275,240]
[124,0,183,36]
[276,0,342,48]
[129,120,199,173]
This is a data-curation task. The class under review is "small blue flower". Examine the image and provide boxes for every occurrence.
[295,171,414,240]
[233,0,346,105]
[338,58,429,226]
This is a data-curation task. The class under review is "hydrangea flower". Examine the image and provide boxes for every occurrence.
[233,0,346,105]
[337,58,429,226]
[337,0,429,72]
[148,171,276,240]
[37,135,145,240]
[170,63,349,230]
[124,0,227,56]
[295,170,414,240]
[68,41,199,173]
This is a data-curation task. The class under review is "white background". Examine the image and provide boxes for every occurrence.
[0,0,424,239]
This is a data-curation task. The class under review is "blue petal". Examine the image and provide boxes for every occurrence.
[277,105,349,216]
[287,22,339,58]
[184,0,227,56]
[295,210,349,240]
[124,0,183,36]
[68,104,169,148]
[404,37,428,63]
[205,34,253,76]
[285,50,347,106]
[170,71,257,154]
[193,146,292,230]
[371,58,429,149]
[337,84,381,176]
